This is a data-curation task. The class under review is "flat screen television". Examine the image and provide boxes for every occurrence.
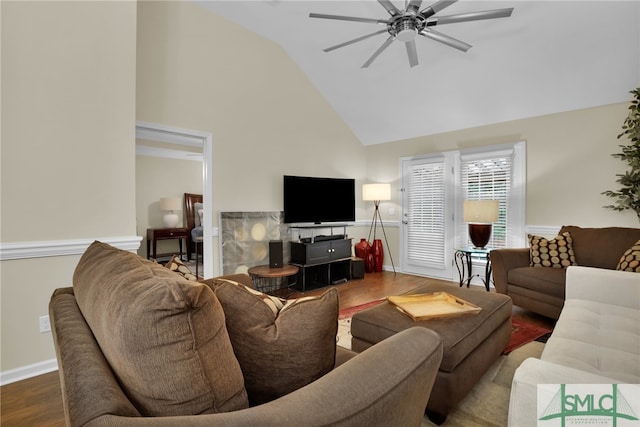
[283,175,356,224]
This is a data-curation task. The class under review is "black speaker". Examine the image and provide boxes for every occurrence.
[351,257,365,280]
[269,240,283,268]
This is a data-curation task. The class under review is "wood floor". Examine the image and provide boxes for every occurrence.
[0,271,554,426]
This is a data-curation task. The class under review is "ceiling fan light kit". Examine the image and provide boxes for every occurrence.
[310,0,513,68]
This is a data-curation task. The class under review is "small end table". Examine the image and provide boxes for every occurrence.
[454,247,492,291]
[147,228,189,261]
[248,264,299,297]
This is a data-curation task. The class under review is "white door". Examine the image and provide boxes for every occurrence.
[400,153,455,280]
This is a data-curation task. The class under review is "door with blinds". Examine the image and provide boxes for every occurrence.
[400,154,455,280]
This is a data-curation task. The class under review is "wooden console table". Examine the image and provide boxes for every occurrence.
[146,227,189,260]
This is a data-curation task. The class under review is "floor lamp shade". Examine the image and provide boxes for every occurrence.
[362,183,391,202]
[160,197,181,228]
[463,200,499,249]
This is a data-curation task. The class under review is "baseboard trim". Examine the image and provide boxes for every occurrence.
[1,359,58,386]
[0,236,142,260]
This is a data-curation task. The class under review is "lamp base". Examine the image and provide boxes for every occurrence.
[163,213,179,228]
[468,223,492,249]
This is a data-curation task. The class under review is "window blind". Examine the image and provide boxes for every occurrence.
[460,151,512,249]
[407,161,446,268]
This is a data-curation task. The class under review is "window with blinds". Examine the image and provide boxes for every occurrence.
[460,150,513,249]
[406,161,446,268]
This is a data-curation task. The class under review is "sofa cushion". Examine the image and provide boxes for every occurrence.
[542,299,640,383]
[528,232,576,268]
[560,225,640,269]
[211,279,338,405]
[617,240,640,272]
[508,267,566,299]
[72,241,248,417]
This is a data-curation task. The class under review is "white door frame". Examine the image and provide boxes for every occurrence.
[135,121,215,278]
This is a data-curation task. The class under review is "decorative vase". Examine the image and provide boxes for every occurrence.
[354,238,371,259]
[365,253,375,273]
[372,239,384,272]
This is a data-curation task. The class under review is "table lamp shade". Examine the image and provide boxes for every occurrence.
[463,200,499,223]
[160,197,181,212]
[363,183,391,201]
[463,200,499,249]
[160,197,181,228]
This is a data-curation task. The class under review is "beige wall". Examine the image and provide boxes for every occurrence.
[1,1,137,374]
[366,102,639,229]
[135,154,203,259]
[362,102,639,272]
[136,0,369,277]
[1,0,638,380]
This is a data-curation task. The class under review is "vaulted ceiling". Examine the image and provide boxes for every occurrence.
[198,1,640,145]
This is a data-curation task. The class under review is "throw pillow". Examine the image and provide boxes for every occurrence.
[211,279,339,405]
[164,254,197,281]
[617,240,640,272]
[73,241,248,417]
[529,232,576,268]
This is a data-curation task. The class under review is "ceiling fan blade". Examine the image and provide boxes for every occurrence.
[362,36,395,68]
[323,29,389,52]
[406,0,423,14]
[405,39,419,67]
[420,0,457,19]
[419,28,471,52]
[378,0,402,16]
[309,13,389,25]
[427,8,514,26]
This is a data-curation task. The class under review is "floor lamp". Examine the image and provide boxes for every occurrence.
[363,183,396,274]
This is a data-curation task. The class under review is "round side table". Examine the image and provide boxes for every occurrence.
[247,264,299,297]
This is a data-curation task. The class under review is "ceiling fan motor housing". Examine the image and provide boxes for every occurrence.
[390,15,425,42]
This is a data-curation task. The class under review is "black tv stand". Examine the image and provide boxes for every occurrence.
[288,225,352,291]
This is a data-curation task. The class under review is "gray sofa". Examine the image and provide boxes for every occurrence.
[491,225,640,319]
[50,241,444,426]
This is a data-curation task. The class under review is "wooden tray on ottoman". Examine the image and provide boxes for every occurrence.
[387,292,481,321]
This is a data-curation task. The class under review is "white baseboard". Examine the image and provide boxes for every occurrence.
[1,359,58,386]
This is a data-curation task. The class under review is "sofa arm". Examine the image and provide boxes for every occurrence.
[50,288,141,427]
[93,327,443,427]
[509,357,619,427]
[566,266,640,309]
[490,248,530,294]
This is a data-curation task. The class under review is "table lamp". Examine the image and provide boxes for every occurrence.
[160,197,181,228]
[463,200,499,249]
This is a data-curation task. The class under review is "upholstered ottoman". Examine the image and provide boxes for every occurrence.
[351,283,512,424]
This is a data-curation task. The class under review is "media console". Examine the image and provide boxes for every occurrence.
[288,225,352,291]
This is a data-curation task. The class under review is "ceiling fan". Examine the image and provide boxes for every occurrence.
[310,0,514,68]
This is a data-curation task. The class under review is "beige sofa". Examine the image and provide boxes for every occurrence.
[50,241,444,426]
[491,225,640,319]
[508,266,640,426]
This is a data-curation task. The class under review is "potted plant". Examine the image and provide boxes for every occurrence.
[603,88,640,220]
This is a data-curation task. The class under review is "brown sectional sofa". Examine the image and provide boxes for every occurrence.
[490,225,640,319]
[50,241,444,426]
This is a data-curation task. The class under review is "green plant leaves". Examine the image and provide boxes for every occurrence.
[603,87,640,221]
